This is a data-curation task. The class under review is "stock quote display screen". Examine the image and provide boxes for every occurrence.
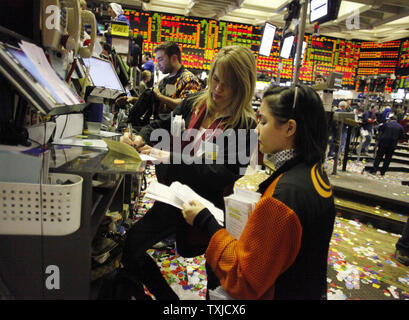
[355,40,401,93]
[123,9,399,90]
[396,38,409,76]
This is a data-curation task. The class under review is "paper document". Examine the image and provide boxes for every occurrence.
[19,41,80,105]
[208,286,236,300]
[145,181,224,224]
[97,131,122,138]
[224,188,261,239]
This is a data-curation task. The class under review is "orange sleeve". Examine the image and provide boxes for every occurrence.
[206,196,303,299]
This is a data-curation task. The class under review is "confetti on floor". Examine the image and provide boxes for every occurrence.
[133,163,409,300]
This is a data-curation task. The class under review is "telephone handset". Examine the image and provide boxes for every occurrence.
[65,0,81,55]
[40,0,81,54]
[78,10,97,58]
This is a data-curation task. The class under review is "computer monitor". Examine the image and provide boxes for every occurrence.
[310,0,341,25]
[259,23,277,57]
[82,56,124,91]
[81,56,124,99]
[327,72,343,89]
[280,35,295,59]
[111,37,130,55]
[0,41,85,115]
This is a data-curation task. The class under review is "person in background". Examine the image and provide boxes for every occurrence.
[142,52,155,87]
[139,70,151,95]
[381,105,392,123]
[80,0,87,10]
[315,74,326,85]
[370,115,404,176]
[361,105,378,156]
[99,41,113,64]
[328,100,348,158]
[182,85,336,299]
[395,219,409,266]
[119,45,258,300]
[131,34,144,69]
[107,3,129,26]
[152,42,201,115]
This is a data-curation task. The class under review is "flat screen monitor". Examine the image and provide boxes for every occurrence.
[327,72,343,89]
[259,23,277,57]
[0,42,85,115]
[82,56,124,92]
[310,0,341,25]
[280,35,295,59]
[112,37,129,55]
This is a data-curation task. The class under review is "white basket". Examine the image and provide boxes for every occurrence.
[0,173,83,236]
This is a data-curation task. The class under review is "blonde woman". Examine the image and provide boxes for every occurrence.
[118,46,258,300]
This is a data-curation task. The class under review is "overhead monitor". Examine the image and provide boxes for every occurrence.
[310,0,341,25]
[280,35,295,59]
[293,41,307,66]
[259,23,277,57]
[0,42,85,115]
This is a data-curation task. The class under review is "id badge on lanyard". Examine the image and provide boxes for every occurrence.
[201,140,219,161]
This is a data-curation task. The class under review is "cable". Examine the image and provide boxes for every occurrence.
[39,118,48,299]
[59,114,69,140]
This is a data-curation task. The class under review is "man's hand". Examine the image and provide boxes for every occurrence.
[182,200,206,226]
[115,96,138,106]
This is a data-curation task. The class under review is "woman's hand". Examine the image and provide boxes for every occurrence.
[120,132,144,147]
[182,200,206,226]
[139,147,170,164]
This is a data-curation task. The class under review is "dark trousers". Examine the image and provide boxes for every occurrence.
[396,219,409,255]
[372,145,395,175]
[121,201,208,299]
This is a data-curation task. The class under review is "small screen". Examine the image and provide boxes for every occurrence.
[280,36,295,59]
[310,0,328,23]
[259,23,277,57]
[82,57,124,92]
[112,37,130,55]
[8,48,66,104]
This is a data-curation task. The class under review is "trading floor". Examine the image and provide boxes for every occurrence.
[100,152,409,300]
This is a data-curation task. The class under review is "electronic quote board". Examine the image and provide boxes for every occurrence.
[122,9,399,90]
[356,40,401,93]
[396,38,409,76]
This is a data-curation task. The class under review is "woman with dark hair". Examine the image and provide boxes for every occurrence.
[182,85,336,300]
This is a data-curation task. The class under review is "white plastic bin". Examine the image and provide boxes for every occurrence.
[0,173,83,236]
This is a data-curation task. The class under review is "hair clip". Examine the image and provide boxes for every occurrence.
[292,86,298,111]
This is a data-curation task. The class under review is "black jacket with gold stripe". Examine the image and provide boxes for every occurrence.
[195,157,336,299]
[261,157,336,299]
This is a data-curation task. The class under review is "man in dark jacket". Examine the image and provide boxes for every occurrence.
[361,105,377,155]
[370,116,404,175]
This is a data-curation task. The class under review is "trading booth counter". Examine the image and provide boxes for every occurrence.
[0,144,146,299]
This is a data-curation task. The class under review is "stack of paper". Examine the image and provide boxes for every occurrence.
[145,181,224,224]
[224,188,261,240]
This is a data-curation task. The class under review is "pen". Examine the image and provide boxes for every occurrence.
[128,123,133,139]
[136,143,146,150]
